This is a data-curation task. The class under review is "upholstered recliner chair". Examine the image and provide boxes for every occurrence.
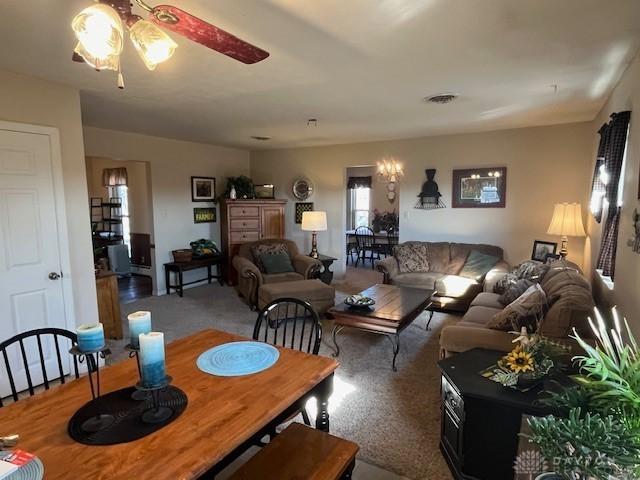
[232,239,321,308]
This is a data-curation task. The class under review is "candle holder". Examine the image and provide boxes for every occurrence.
[125,344,149,401]
[135,375,174,424]
[69,345,115,433]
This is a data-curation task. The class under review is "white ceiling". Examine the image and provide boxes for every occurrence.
[1,0,640,149]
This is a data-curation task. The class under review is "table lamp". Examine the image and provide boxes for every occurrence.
[301,211,327,259]
[546,203,586,258]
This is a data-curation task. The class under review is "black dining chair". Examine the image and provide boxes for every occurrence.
[0,328,83,407]
[354,226,385,269]
[254,298,322,426]
[386,227,399,257]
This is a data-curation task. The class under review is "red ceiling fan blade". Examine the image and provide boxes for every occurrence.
[149,5,269,64]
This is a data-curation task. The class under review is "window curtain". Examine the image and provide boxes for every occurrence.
[596,110,631,279]
[347,176,372,189]
[588,124,608,223]
[102,168,128,187]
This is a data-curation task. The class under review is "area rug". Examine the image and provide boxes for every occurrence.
[109,276,455,480]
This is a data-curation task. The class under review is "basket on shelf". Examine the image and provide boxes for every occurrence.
[172,249,193,263]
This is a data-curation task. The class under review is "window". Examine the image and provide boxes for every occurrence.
[351,187,370,228]
[108,185,131,255]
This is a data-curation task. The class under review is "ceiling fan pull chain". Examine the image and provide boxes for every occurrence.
[133,0,153,13]
[117,59,125,89]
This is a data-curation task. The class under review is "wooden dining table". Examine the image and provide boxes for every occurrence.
[0,329,339,479]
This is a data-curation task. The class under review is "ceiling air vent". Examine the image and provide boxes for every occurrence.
[424,94,458,104]
[250,136,272,141]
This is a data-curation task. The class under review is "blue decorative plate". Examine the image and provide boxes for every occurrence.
[3,456,44,480]
[196,341,280,377]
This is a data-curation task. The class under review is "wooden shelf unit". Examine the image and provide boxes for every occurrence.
[220,199,287,285]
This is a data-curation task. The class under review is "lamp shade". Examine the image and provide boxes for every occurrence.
[301,211,327,231]
[72,4,124,71]
[547,203,586,237]
[129,19,178,71]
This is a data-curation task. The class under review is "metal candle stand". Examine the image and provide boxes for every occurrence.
[134,375,174,424]
[68,345,115,433]
[125,344,149,401]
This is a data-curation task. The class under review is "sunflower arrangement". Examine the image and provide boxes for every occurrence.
[482,328,569,390]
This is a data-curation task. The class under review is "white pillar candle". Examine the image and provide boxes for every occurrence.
[76,323,105,352]
[127,311,152,348]
[139,332,166,387]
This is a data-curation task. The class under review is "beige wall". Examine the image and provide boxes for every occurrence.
[86,156,153,238]
[83,127,250,294]
[251,122,593,276]
[586,51,640,334]
[0,69,97,328]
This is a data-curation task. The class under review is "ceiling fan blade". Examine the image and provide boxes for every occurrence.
[149,5,269,64]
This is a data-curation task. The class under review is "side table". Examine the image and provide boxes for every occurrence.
[164,256,225,297]
[314,254,337,285]
[438,349,567,480]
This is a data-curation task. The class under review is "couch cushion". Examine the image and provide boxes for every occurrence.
[471,292,503,310]
[435,275,482,299]
[262,272,305,284]
[448,243,504,275]
[459,250,500,282]
[393,243,429,273]
[540,288,594,338]
[425,242,451,273]
[393,272,443,290]
[498,278,535,305]
[541,268,591,298]
[488,284,547,331]
[462,306,502,326]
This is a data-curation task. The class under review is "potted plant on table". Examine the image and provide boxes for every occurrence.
[525,307,640,479]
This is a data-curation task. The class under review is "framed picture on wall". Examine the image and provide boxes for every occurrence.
[254,184,275,199]
[193,207,217,223]
[191,176,216,202]
[531,240,557,262]
[452,167,507,208]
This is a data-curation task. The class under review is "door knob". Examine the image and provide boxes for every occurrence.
[48,272,61,280]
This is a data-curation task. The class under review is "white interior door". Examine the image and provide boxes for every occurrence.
[0,129,71,398]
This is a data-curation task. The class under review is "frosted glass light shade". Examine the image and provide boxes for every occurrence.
[301,211,327,231]
[72,4,124,71]
[129,20,177,71]
[547,203,586,237]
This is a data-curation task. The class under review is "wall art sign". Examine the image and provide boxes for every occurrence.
[193,207,217,223]
[295,202,314,224]
[452,167,507,208]
[416,169,445,210]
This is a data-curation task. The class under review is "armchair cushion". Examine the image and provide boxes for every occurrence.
[263,272,305,284]
[260,252,294,274]
[251,242,289,273]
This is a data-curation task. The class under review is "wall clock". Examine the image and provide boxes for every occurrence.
[292,178,314,200]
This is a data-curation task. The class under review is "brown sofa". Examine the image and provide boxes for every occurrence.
[377,241,509,312]
[439,260,595,356]
[232,239,322,308]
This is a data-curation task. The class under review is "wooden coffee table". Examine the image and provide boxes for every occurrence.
[327,284,434,371]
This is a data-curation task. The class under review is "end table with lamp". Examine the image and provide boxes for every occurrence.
[546,202,586,258]
[301,211,327,259]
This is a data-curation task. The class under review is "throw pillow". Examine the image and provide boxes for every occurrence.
[498,278,535,305]
[394,243,429,273]
[458,250,500,282]
[260,252,294,274]
[487,284,547,332]
[251,243,289,273]
[515,260,550,282]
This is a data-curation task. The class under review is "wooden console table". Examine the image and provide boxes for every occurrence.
[164,256,225,296]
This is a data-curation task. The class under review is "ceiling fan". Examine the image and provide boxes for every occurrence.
[72,0,269,88]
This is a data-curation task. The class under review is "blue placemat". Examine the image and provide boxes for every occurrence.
[2,455,44,480]
[197,341,280,377]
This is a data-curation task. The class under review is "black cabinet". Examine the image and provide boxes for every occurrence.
[438,349,562,480]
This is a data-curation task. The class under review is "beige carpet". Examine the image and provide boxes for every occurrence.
[109,267,455,480]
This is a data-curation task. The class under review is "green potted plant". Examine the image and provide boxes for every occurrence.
[223,175,255,199]
[525,307,640,479]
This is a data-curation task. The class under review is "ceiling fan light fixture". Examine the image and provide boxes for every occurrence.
[71,4,124,71]
[129,19,178,71]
